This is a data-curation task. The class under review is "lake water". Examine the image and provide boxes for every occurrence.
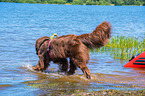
[0,2,145,95]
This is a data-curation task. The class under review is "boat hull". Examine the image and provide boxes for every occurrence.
[124,52,145,68]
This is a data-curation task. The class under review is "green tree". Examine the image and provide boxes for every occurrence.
[143,0,145,5]
[115,0,124,5]
[106,0,111,3]
[73,0,83,5]
[99,0,110,5]
[24,0,36,3]
[86,0,95,5]
[17,0,26,3]
[95,1,99,4]
[110,0,115,4]
[55,0,66,4]
[123,0,130,5]
[0,0,145,6]
[47,0,66,4]
[34,0,42,3]
[134,0,141,5]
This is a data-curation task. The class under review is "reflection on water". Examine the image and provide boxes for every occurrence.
[21,65,145,95]
[20,56,145,95]
[1,53,145,95]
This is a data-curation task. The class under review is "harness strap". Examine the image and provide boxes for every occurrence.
[47,33,57,59]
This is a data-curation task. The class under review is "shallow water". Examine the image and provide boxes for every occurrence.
[0,2,145,95]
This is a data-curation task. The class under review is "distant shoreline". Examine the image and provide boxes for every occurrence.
[0,1,144,6]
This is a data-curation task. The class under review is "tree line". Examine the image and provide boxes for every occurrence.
[0,0,145,5]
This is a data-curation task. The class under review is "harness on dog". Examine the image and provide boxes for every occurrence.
[50,33,58,39]
[47,33,58,58]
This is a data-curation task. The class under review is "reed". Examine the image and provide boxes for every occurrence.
[92,35,145,60]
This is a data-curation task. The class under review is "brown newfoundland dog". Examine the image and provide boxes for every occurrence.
[32,21,112,79]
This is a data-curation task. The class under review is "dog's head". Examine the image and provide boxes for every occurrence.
[35,36,50,55]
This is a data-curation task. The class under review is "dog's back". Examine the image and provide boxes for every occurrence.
[49,34,81,58]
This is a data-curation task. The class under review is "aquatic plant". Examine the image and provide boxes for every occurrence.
[92,35,145,60]
[71,89,145,96]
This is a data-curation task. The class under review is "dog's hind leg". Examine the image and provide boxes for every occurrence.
[59,58,68,72]
[54,58,68,73]
[79,65,91,79]
[67,58,77,75]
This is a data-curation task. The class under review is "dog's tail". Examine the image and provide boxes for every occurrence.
[78,21,112,49]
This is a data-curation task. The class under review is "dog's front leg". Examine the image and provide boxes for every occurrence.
[37,53,45,71]
[33,49,45,71]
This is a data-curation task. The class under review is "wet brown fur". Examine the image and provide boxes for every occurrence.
[32,21,112,79]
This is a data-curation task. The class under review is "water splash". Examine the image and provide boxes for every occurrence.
[21,62,34,71]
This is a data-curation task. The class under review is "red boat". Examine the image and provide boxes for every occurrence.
[124,52,145,68]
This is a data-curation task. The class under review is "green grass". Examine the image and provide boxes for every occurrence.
[92,36,145,60]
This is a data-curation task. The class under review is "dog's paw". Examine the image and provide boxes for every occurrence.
[86,74,91,79]
[85,71,91,79]
[32,66,38,70]
[67,71,75,75]
[32,66,44,72]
